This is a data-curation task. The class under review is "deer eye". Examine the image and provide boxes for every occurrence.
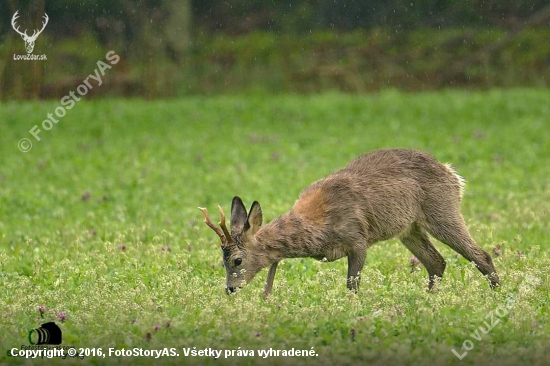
[234,258,242,266]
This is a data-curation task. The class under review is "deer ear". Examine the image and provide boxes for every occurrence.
[245,201,262,235]
[230,196,248,234]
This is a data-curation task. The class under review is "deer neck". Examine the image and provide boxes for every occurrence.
[254,212,320,263]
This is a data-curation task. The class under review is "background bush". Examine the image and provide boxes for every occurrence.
[0,0,548,99]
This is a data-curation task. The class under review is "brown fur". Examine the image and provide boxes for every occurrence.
[209,148,500,296]
[293,187,328,226]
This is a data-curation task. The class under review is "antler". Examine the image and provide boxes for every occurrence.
[30,13,49,40]
[198,205,233,247]
[11,11,49,40]
[216,205,232,242]
[11,11,28,38]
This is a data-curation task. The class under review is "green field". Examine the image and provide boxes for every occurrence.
[0,89,549,365]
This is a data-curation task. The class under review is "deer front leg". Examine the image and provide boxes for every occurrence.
[347,248,366,293]
[263,261,279,299]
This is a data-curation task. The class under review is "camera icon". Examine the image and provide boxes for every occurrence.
[28,322,62,345]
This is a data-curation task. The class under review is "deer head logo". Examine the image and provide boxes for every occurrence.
[11,11,49,54]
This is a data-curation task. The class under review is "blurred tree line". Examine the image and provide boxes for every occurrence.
[195,0,548,33]
[0,0,549,99]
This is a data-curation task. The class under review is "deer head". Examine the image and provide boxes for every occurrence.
[11,11,49,54]
[199,197,267,294]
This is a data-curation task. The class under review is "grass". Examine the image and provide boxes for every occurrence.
[0,89,549,365]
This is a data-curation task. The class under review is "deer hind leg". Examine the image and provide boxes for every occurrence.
[425,213,500,289]
[401,223,446,289]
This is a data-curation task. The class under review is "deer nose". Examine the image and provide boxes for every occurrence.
[226,287,236,294]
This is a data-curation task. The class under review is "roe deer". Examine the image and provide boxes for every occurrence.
[199,148,500,298]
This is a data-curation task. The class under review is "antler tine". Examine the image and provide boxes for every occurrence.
[11,11,28,37]
[217,205,232,243]
[40,13,49,31]
[32,13,49,39]
[198,207,228,247]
